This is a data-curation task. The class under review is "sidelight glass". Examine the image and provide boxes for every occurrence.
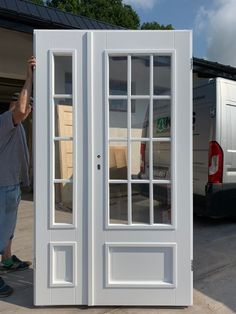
[131,100,149,138]
[109,100,128,138]
[110,184,128,224]
[132,183,149,224]
[153,100,171,138]
[153,141,171,180]
[54,183,73,224]
[153,184,171,224]
[109,142,128,180]
[55,99,73,138]
[131,56,150,95]
[54,56,72,95]
[55,141,73,180]
[131,141,149,180]
[109,56,127,95]
[153,56,171,95]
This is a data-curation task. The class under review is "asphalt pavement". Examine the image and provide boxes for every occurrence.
[0,194,236,313]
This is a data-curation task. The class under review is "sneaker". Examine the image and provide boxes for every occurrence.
[0,255,32,272]
[0,277,13,297]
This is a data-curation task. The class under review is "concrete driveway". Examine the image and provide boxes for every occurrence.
[0,194,236,313]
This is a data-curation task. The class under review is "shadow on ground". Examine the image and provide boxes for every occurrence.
[193,215,236,313]
[1,197,236,313]
[1,269,34,309]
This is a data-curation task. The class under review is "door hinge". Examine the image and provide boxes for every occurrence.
[190,58,193,70]
[191,260,193,271]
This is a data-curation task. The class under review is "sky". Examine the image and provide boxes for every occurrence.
[123,0,236,67]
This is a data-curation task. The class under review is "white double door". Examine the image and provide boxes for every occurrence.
[34,30,192,306]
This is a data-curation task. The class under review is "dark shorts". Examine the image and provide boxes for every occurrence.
[0,184,21,254]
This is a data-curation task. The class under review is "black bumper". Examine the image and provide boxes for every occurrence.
[194,183,236,217]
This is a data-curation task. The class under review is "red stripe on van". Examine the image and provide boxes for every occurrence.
[208,141,223,183]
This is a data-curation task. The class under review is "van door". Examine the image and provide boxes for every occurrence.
[222,101,236,183]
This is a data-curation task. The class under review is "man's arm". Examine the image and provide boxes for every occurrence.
[12,56,36,125]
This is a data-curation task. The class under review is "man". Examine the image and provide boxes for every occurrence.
[0,56,36,297]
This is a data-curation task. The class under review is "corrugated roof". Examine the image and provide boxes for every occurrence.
[0,0,123,30]
[193,57,236,80]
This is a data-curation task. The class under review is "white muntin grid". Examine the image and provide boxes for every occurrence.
[106,50,175,229]
[49,50,77,229]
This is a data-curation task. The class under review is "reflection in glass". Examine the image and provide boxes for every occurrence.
[55,183,73,224]
[132,184,149,224]
[131,56,150,95]
[109,56,127,95]
[109,100,127,138]
[154,56,171,95]
[55,141,73,179]
[54,56,72,94]
[153,141,171,180]
[131,100,149,138]
[55,99,73,138]
[131,141,149,180]
[110,184,128,224]
[153,184,171,224]
[153,100,171,138]
[109,142,127,180]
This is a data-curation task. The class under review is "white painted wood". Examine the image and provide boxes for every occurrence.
[34,30,192,306]
[92,31,192,306]
[34,30,86,306]
[105,242,176,288]
[50,242,77,287]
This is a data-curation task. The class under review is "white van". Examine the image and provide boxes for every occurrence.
[193,78,236,217]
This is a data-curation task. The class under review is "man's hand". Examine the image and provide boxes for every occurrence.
[27,56,36,79]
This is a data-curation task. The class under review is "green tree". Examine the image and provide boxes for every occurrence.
[141,22,174,30]
[46,0,140,29]
[29,0,173,30]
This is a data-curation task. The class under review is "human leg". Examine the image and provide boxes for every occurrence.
[0,184,30,270]
[1,239,12,261]
[0,186,15,296]
[0,184,20,253]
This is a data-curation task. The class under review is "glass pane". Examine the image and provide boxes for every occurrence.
[153,141,171,180]
[54,56,72,94]
[141,141,150,180]
[55,98,73,137]
[132,184,149,224]
[153,100,171,138]
[109,142,128,180]
[110,184,128,224]
[131,141,149,180]
[55,141,73,180]
[109,56,127,95]
[131,56,150,95]
[109,100,127,138]
[153,184,171,224]
[131,100,149,138]
[55,183,73,224]
[153,56,171,95]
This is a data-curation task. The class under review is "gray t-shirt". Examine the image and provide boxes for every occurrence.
[0,110,29,187]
